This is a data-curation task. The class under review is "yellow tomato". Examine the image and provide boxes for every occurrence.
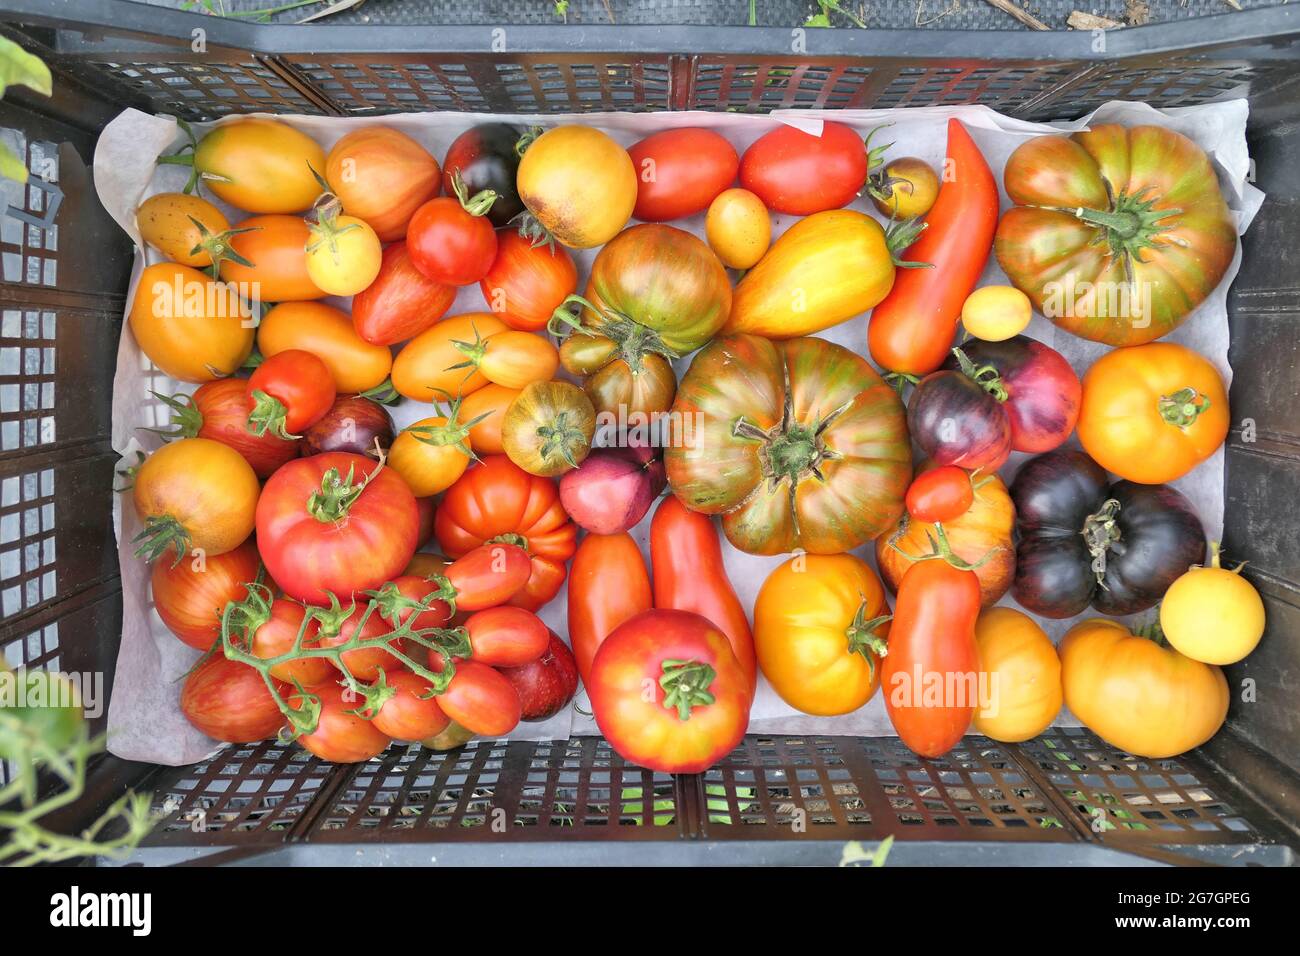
[1059,618,1228,759]
[753,553,887,716]
[972,607,1062,742]
[457,330,559,390]
[391,312,509,402]
[258,301,391,394]
[705,188,771,270]
[305,212,382,297]
[128,262,254,383]
[190,118,325,214]
[869,157,939,220]
[517,126,636,249]
[1160,543,1265,665]
[961,285,1032,341]
[136,193,232,268]
[389,415,475,497]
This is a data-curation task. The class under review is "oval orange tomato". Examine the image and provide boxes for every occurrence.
[458,382,520,455]
[220,214,325,303]
[128,262,254,383]
[971,607,1061,743]
[391,312,509,402]
[258,301,392,395]
[325,126,441,242]
[189,118,325,215]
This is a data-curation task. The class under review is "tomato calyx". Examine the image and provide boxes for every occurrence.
[1158,386,1212,431]
[1081,498,1123,586]
[143,390,204,441]
[245,388,300,441]
[733,387,851,491]
[887,523,995,573]
[305,193,362,266]
[408,392,489,460]
[356,379,402,407]
[549,294,681,374]
[132,514,192,567]
[449,169,498,219]
[1068,182,1184,280]
[535,409,590,471]
[881,215,931,270]
[658,658,717,721]
[513,125,544,159]
[306,457,383,524]
[446,324,495,375]
[487,532,530,554]
[845,598,891,681]
[951,347,1008,403]
[187,215,258,278]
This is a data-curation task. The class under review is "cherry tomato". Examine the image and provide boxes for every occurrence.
[294,681,392,763]
[406,174,499,286]
[245,348,336,440]
[705,187,771,270]
[305,210,383,297]
[905,465,975,524]
[464,606,549,666]
[435,659,521,737]
[367,670,450,742]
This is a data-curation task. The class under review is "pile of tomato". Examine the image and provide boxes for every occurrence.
[124,112,1262,773]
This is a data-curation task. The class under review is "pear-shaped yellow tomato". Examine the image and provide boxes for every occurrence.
[391,313,510,402]
[1059,617,1228,759]
[305,212,382,297]
[128,262,255,383]
[136,193,232,268]
[753,553,888,717]
[725,209,917,338]
[186,118,325,214]
[258,301,391,394]
[972,607,1061,742]
[389,414,476,497]
[1160,543,1265,665]
[517,126,636,249]
[705,187,771,270]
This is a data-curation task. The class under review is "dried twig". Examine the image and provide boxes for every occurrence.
[982,0,1050,31]
[1068,10,1123,29]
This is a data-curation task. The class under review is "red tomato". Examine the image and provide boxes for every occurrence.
[180,655,287,743]
[406,181,499,286]
[414,497,438,551]
[434,455,577,611]
[589,609,751,774]
[248,596,335,687]
[497,629,579,721]
[442,543,532,612]
[567,531,651,687]
[245,349,336,439]
[649,495,757,693]
[153,379,298,479]
[436,659,521,736]
[464,606,549,666]
[740,121,867,215]
[351,241,456,346]
[905,465,975,524]
[255,451,419,605]
[479,229,578,332]
[367,670,450,742]
[294,681,392,763]
[315,596,406,683]
[151,538,260,650]
[628,128,739,222]
[868,119,999,375]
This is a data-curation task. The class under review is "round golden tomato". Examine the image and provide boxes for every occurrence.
[753,553,887,716]
[961,285,1032,342]
[868,157,939,219]
[389,415,475,497]
[1078,342,1229,484]
[133,437,259,564]
[258,301,391,394]
[136,193,232,268]
[128,262,254,383]
[1059,617,1228,759]
[501,380,595,477]
[220,214,325,303]
[705,187,771,270]
[305,212,382,297]
[517,126,636,249]
[971,607,1061,743]
[1160,543,1264,665]
[391,312,509,402]
[190,118,325,214]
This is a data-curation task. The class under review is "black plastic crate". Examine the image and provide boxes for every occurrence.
[1,1,1298,865]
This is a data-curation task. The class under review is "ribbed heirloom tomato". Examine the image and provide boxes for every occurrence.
[255,451,419,605]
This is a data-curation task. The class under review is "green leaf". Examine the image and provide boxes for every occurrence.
[0,142,26,183]
[0,37,51,100]
[805,13,832,26]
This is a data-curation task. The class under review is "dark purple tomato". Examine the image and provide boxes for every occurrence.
[907,368,1011,472]
[300,395,396,458]
[442,123,526,228]
[942,335,1080,453]
[1010,449,1205,618]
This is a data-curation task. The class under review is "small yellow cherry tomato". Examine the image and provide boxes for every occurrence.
[1160,543,1265,666]
[961,285,1032,341]
[305,212,382,297]
[705,188,771,270]
[869,157,939,220]
[137,193,232,268]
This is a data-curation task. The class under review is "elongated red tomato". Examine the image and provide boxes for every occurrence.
[352,241,456,346]
[153,380,298,479]
[568,531,652,687]
[479,230,578,332]
[868,119,999,375]
[294,681,392,763]
[905,465,974,524]
[367,670,450,742]
[464,606,549,666]
[181,656,287,743]
[739,121,867,216]
[649,495,757,692]
[629,128,739,222]
[881,546,982,759]
[442,542,532,612]
[245,349,336,439]
[436,659,521,736]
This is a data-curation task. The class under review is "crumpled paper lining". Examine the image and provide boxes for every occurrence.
[96,101,1262,765]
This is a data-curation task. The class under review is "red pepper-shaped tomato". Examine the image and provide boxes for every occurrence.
[649,495,757,693]
[869,119,999,375]
[740,121,867,216]
[589,609,751,774]
[567,531,652,687]
[881,532,983,758]
[255,451,420,605]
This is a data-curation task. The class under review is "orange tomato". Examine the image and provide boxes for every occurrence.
[391,312,509,402]
[128,261,254,383]
[389,415,476,497]
[190,118,325,215]
[324,126,441,242]
[136,193,231,268]
[220,215,324,303]
[705,187,771,270]
[458,382,520,455]
[258,301,392,394]
[516,125,636,249]
[454,329,559,390]
[1077,342,1229,484]
[972,607,1061,743]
